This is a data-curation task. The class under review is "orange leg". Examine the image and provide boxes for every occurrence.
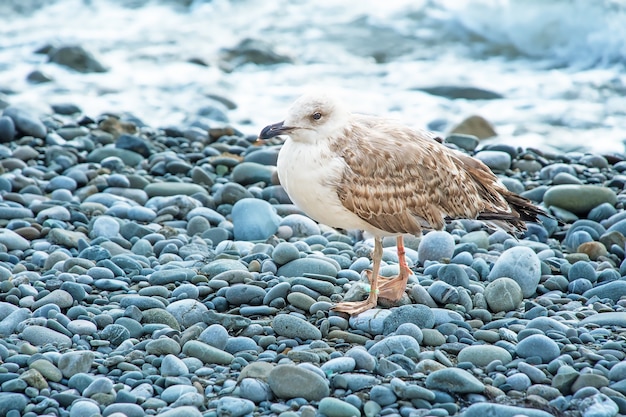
[378,236,411,301]
[332,236,383,315]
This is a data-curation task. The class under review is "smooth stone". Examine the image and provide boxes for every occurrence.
[160,384,197,403]
[271,242,301,265]
[0,229,30,250]
[90,216,121,239]
[231,198,280,241]
[198,324,229,349]
[0,393,28,415]
[458,345,512,367]
[36,205,71,222]
[320,357,356,374]
[239,378,272,403]
[543,185,617,215]
[21,325,71,348]
[58,351,95,378]
[31,289,73,310]
[225,284,266,306]
[463,403,553,417]
[0,115,16,143]
[70,400,100,417]
[0,308,31,336]
[267,364,329,401]
[146,338,181,356]
[475,150,511,171]
[28,359,62,382]
[100,324,130,346]
[280,214,321,237]
[516,334,560,363]
[368,335,419,357]
[579,393,619,417]
[382,304,435,335]
[272,314,321,340]
[578,312,626,327]
[484,277,523,312]
[425,368,485,393]
[231,162,275,185]
[217,396,255,417]
[153,406,202,417]
[224,336,258,354]
[87,147,144,166]
[349,309,392,335]
[149,268,196,285]
[213,182,254,205]
[583,282,626,304]
[277,257,338,278]
[526,317,569,334]
[182,340,234,365]
[166,299,208,329]
[103,403,145,417]
[418,231,455,264]
[144,182,207,197]
[488,246,541,297]
[3,106,46,138]
[318,397,361,417]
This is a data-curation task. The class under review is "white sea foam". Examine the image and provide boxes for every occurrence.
[0,0,624,153]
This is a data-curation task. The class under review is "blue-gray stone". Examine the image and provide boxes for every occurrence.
[267,364,329,401]
[272,314,321,340]
[516,334,560,363]
[583,281,626,303]
[475,150,511,171]
[425,368,485,393]
[318,397,361,417]
[277,257,338,278]
[463,403,553,417]
[166,300,208,329]
[3,106,46,138]
[0,393,28,415]
[368,335,419,357]
[216,396,255,417]
[488,246,541,297]
[382,304,434,335]
[417,231,455,264]
[232,198,280,241]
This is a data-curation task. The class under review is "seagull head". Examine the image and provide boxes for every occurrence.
[258,92,351,144]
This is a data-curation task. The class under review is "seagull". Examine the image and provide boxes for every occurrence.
[258,92,545,315]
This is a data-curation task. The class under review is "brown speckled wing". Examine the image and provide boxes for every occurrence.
[329,116,526,235]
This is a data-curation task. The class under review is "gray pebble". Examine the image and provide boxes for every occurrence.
[217,396,255,417]
[232,198,280,240]
[484,277,523,312]
[318,397,361,417]
[425,368,485,393]
[267,364,329,401]
[272,314,321,340]
[463,403,553,417]
[382,304,434,335]
[417,231,455,264]
[516,334,560,363]
[368,335,419,357]
[488,246,541,297]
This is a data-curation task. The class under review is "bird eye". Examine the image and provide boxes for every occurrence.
[312,112,322,120]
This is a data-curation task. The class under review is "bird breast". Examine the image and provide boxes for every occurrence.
[277,138,392,235]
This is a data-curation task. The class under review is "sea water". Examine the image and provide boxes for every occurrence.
[0,0,625,153]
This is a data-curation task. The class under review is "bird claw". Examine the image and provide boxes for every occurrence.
[377,265,412,302]
[331,297,378,315]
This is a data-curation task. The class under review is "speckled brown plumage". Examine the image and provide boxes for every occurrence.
[328,116,541,235]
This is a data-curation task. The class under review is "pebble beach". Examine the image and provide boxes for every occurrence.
[2,1,626,417]
[2,92,626,417]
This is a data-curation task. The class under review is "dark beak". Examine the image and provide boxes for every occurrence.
[258,121,292,140]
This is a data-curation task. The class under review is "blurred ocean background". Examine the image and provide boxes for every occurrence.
[1,0,625,153]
